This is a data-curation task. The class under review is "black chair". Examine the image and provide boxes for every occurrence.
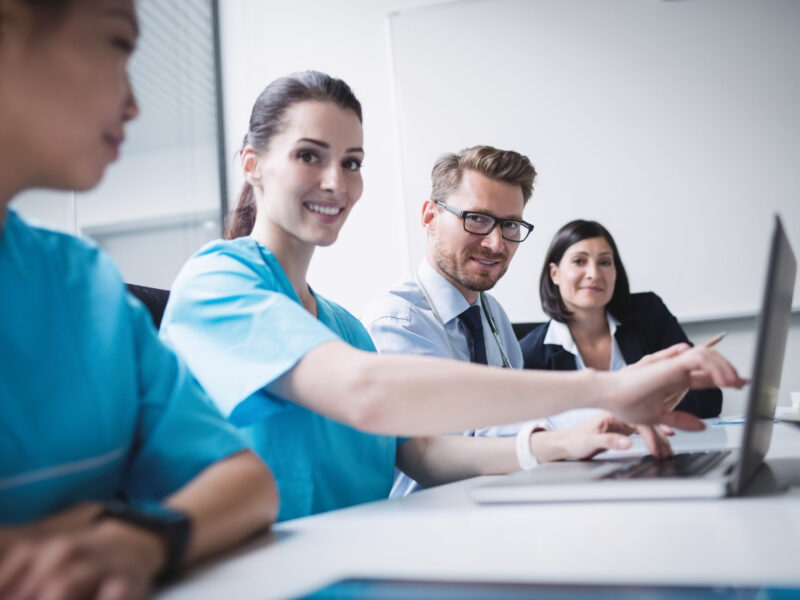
[511,322,545,341]
[127,284,170,329]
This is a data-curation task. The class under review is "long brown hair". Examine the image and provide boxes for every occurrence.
[224,71,363,239]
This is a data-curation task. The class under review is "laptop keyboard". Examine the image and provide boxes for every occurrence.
[601,450,732,480]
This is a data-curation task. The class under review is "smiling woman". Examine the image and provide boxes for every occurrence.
[520,219,724,420]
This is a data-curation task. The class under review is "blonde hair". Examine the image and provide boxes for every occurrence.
[430,145,536,205]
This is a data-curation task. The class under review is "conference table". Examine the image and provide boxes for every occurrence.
[157,421,800,599]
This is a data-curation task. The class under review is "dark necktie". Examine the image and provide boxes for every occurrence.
[458,304,488,365]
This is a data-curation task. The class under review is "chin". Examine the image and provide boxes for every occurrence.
[63,161,109,192]
[312,232,341,248]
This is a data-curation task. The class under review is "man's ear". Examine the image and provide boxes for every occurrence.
[421,199,437,232]
[241,146,261,186]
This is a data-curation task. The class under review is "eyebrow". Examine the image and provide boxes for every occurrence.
[297,138,364,154]
[571,251,613,257]
[106,7,140,37]
[467,208,524,221]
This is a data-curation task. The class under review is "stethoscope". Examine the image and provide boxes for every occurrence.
[415,269,512,368]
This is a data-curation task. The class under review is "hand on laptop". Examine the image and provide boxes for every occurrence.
[534,412,675,461]
[603,343,746,429]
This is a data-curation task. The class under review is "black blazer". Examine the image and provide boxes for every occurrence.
[519,292,722,418]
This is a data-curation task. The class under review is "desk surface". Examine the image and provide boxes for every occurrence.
[157,423,800,600]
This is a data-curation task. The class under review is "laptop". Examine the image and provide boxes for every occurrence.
[471,215,797,504]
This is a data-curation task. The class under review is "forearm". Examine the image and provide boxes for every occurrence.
[282,342,602,435]
[396,431,574,488]
[397,436,519,487]
[165,450,277,565]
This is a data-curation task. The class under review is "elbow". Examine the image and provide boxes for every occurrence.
[234,451,280,529]
[253,458,280,527]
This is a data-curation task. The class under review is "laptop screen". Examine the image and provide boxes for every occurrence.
[732,215,797,494]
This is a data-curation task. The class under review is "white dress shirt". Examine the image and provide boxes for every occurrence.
[362,258,530,496]
[541,313,628,430]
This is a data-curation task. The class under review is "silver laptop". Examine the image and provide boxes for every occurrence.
[471,215,796,504]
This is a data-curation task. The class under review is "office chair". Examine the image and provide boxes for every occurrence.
[511,322,544,341]
[126,284,170,329]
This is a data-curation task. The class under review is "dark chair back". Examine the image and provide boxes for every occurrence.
[127,284,170,329]
[511,322,545,341]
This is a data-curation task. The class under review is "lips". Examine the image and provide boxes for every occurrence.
[304,201,344,216]
[470,252,505,267]
[473,258,499,266]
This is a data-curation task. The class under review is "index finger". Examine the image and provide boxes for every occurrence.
[636,343,691,366]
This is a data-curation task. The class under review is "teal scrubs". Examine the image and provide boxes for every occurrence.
[160,237,397,521]
[0,210,246,524]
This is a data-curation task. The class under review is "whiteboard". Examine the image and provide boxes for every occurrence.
[388,0,800,323]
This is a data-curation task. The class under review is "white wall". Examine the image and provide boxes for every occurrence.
[389,0,800,323]
[219,0,800,414]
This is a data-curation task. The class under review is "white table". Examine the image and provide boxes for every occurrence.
[157,423,800,599]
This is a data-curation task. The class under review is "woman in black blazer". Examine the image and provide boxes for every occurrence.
[520,220,722,418]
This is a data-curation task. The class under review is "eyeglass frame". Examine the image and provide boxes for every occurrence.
[433,200,534,242]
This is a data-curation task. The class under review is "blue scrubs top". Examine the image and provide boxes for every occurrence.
[160,237,397,521]
[0,210,246,524]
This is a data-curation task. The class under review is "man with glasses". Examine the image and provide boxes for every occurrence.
[363,145,544,495]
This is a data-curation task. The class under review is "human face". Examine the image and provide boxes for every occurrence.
[424,169,525,303]
[550,237,617,315]
[0,0,139,193]
[247,100,364,249]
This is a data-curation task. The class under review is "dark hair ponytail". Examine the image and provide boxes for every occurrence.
[224,71,363,239]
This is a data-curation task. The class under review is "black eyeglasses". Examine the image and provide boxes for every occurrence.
[434,200,534,242]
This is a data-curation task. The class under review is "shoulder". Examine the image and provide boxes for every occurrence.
[622,292,674,325]
[13,213,116,279]
[518,321,551,353]
[628,291,668,313]
[172,237,283,297]
[16,215,128,310]
[518,321,576,370]
[361,279,426,327]
[183,237,263,276]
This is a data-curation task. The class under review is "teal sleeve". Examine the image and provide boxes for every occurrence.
[160,245,339,426]
[123,288,247,500]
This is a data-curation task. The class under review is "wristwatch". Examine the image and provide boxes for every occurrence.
[96,500,192,582]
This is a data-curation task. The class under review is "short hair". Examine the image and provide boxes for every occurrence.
[430,145,536,206]
[540,220,631,323]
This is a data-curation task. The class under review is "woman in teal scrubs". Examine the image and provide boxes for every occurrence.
[0,1,277,597]
[160,71,745,521]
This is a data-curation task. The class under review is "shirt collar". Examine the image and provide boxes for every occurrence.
[416,258,474,324]
[543,312,621,357]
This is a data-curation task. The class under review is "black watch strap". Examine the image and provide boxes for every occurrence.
[97,500,192,582]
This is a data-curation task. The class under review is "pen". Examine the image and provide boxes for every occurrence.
[704,331,728,348]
